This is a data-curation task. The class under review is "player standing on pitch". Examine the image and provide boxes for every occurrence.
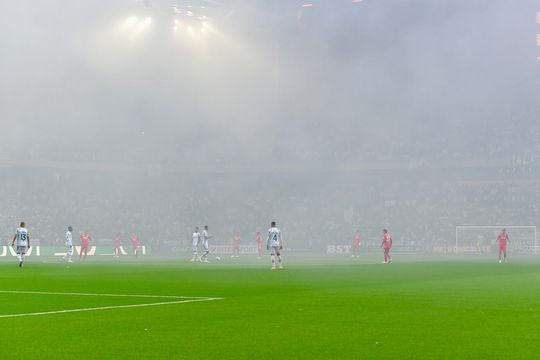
[131,233,139,258]
[79,230,91,260]
[11,222,30,267]
[113,233,122,258]
[200,225,213,263]
[381,229,392,264]
[352,230,361,258]
[190,227,201,262]
[267,221,284,270]
[256,231,263,259]
[62,226,74,263]
[231,232,241,258]
[497,228,510,263]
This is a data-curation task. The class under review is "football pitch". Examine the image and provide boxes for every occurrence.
[1,257,540,359]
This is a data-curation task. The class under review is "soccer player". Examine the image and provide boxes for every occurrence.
[113,233,122,258]
[256,231,263,259]
[79,230,91,260]
[201,225,213,263]
[351,230,361,258]
[190,227,201,262]
[231,233,241,258]
[267,221,284,270]
[131,233,139,258]
[381,229,392,264]
[476,234,485,255]
[62,226,74,263]
[497,228,510,263]
[11,222,30,267]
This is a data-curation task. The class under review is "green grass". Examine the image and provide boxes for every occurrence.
[1,257,540,359]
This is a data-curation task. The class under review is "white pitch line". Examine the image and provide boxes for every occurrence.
[0,297,222,319]
[0,290,212,299]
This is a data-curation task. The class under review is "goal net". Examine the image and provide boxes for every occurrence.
[455,226,537,255]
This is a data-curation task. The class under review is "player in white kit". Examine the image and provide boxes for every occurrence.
[267,221,284,270]
[62,226,74,263]
[200,225,213,263]
[11,222,30,267]
[190,227,202,262]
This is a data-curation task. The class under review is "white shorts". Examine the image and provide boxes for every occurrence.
[16,246,28,255]
[270,246,281,256]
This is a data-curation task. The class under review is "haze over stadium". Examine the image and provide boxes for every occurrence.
[1,1,540,358]
[1,0,539,254]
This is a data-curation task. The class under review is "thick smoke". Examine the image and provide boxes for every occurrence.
[0,1,539,254]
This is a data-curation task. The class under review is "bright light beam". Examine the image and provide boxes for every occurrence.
[121,16,139,30]
[132,17,153,37]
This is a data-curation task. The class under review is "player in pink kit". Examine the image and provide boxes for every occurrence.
[351,230,361,258]
[231,233,241,257]
[381,229,392,264]
[497,228,509,263]
[131,233,139,258]
[79,231,91,260]
[256,232,263,259]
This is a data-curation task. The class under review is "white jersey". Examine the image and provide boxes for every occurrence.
[65,231,73,246]
[201,229,211,250]
[203,230,213,242]
[192,231,201,247]
[267,227,282,247]
[15,227,29,247]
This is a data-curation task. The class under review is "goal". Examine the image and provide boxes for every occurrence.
[455,226,537,255]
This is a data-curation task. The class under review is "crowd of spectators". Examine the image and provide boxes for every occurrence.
[0,162,539,254]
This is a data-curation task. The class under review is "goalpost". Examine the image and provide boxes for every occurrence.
[455,226,537,255]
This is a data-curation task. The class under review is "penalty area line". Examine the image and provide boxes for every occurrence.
[0,297,223,319]
[0,290,212,299]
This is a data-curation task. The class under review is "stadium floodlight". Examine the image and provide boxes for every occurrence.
[121,16,139,30]
[132,17,152,36]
